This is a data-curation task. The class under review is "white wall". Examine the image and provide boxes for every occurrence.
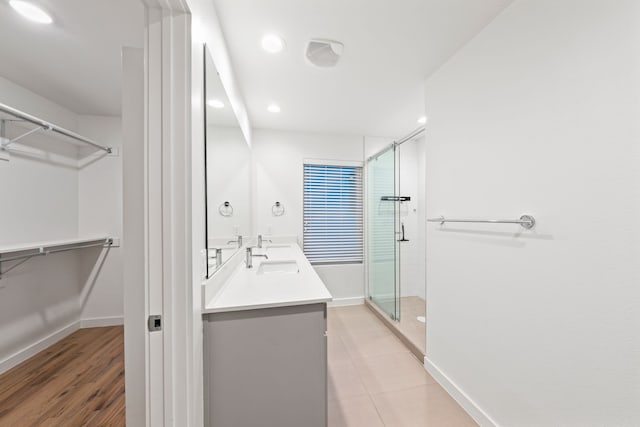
[0,76,77,131]
[398,136,426,300]
[122,46,146,427]
[252,129,365,302]
[424,0,640,425]
[78,115,123,326]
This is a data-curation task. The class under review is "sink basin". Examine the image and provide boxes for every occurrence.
[266,244,292,249]
[257,260,299,275]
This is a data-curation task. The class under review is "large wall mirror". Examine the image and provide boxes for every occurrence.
[204,45,252,278]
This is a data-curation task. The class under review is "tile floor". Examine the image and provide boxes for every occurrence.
[397,296,427,354]
[328,305,477,427]
[368,296,427,356]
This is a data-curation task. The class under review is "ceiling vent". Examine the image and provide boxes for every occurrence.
[305,39,344,68]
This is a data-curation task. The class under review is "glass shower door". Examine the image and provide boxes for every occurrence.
[367,145,400,320]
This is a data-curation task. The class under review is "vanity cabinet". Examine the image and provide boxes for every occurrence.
[203,303,327,427]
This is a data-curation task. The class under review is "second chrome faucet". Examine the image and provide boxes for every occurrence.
[257,234,272,248]
[245,246,268,268]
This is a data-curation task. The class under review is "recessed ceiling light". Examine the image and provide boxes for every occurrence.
[261,34,285,53]
[9,1,52,24]
[207,99,225,109]
[417,116,427,125]
[267,104,281,113]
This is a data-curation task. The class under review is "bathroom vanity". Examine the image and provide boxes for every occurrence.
[202,243,332,427]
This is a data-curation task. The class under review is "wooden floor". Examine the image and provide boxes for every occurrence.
[0,326,125,426]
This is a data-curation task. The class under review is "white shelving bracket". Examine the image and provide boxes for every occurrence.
[9,125,49,145]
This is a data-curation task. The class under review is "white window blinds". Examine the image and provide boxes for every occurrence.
[303,163,363,264]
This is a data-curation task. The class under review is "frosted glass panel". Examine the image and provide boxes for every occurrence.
[367,147,398,319]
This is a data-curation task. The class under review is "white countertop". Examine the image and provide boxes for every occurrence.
[203,243,333,313]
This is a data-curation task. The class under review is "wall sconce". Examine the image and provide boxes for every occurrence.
[218,201,233,217]
[272,201,284,217]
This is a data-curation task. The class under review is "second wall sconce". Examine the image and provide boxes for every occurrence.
[272,201,285,216]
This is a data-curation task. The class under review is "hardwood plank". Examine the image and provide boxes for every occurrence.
[0,326,126,426]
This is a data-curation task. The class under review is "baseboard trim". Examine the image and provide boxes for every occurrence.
[424,357,498,427]
[0,321,80,375]
[365,299,424,360]
[327,297,364,307]
[80,316,124,328]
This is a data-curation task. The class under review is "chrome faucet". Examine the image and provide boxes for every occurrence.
[257,234,272,248]
[227,235,243,248]
[246,247,268,268]
[211,248,222,266]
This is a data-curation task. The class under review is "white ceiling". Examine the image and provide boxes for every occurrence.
[0,0,513,134]
[0,0,143,116]
[214,0,514,138]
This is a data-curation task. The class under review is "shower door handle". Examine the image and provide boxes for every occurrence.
[397,223,409,242]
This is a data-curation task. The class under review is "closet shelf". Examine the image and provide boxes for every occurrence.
[0,102,112,154]
[0,236,113,255]
[0,237,113,279]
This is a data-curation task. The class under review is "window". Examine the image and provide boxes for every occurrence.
[303,162,363,264]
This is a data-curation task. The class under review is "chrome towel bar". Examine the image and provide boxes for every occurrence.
[427,214,535,229]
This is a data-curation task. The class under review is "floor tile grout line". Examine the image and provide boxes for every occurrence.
[334,306,415,425]
[365,390,388,426]
[329,306,477,426]
[335,309,389,426]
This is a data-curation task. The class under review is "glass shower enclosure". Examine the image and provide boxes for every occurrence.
[366,130,427,355]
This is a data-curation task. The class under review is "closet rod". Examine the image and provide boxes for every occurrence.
[0,102,112,154]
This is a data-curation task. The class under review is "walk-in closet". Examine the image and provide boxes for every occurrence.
[0,1,142,423]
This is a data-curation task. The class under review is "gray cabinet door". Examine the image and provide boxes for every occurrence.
[204,303,327,427]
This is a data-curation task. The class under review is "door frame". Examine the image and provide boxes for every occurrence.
[123,2,194,426]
